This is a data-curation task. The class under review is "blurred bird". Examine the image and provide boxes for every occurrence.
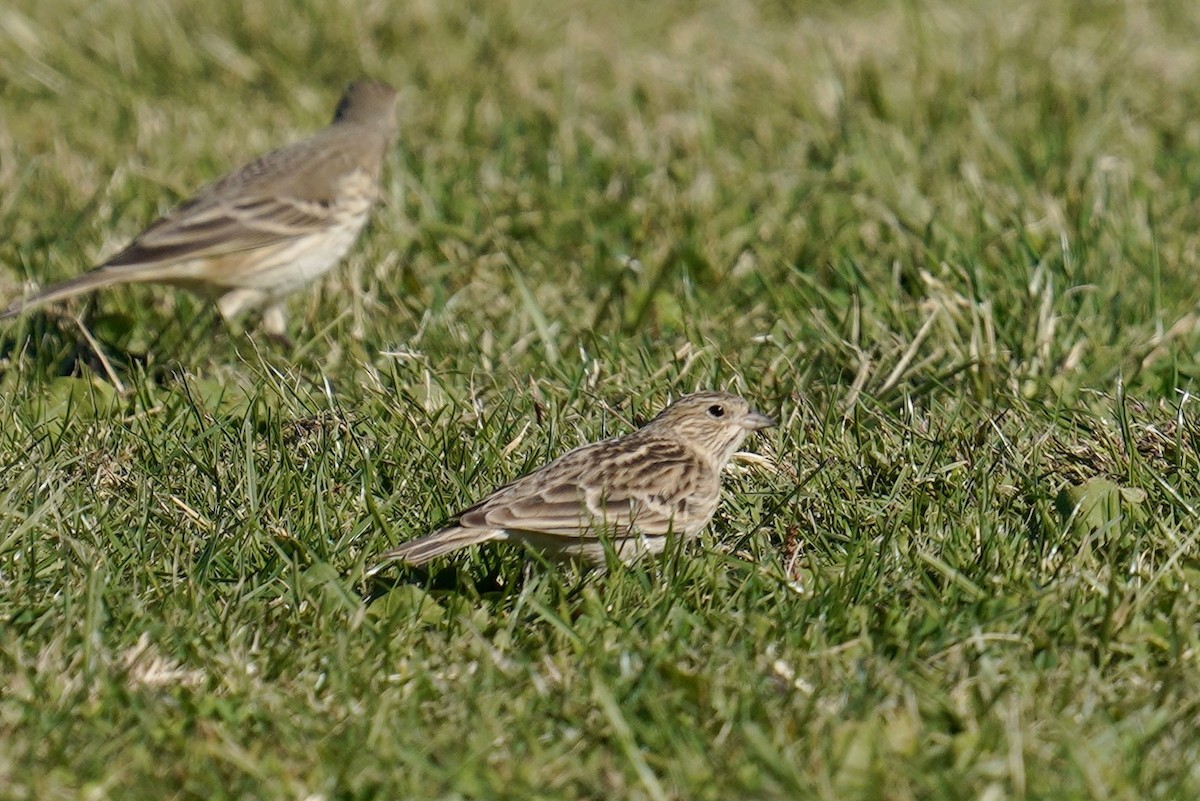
[1,79,399,340]
[370,391,776,572]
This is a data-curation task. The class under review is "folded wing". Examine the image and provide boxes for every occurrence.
[456,439,713,538]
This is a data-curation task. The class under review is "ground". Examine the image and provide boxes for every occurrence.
[1,0,1199,798]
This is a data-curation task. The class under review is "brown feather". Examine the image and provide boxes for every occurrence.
[371,392,776,572]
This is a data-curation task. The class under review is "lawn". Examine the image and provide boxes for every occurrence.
[2,0,1200,798]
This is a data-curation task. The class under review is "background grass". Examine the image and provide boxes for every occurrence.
[2,0,1200,798]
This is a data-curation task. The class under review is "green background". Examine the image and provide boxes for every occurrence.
[1,0,1199,798]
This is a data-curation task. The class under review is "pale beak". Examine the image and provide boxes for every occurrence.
[742,410,777,431]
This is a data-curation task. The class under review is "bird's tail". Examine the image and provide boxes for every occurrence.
[2,266,154,319]
[368,526,503,574]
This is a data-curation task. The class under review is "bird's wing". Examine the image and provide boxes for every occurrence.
[102,193,336,267]
[101,131,364,269]
[455,438,714,538]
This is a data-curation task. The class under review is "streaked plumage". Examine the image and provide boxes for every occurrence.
[2,79,399,338]
[371,391,776,572]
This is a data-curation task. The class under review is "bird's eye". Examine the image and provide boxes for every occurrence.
[707,404,725,418]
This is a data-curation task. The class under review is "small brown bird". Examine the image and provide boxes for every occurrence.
[371,391,776,572]
[2,79,399,339]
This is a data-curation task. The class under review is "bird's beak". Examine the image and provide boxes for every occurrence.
[742,410,777,431]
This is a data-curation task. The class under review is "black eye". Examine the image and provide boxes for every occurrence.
[707,404,725,418]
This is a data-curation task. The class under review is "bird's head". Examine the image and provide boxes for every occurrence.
[333,79,399,129]
[644,391,775,467]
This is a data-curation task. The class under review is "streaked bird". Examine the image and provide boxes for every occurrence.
[2,79,399,339]
[371,391,776,572]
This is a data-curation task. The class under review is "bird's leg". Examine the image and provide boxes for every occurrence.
[216,287,265,327]
[258,302,293,348]
[217,288,293,347]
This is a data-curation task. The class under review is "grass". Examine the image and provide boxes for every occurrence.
[2,0,1200,797]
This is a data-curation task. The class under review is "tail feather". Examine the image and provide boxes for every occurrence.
[369,526,504,573]
[1,263,183,319]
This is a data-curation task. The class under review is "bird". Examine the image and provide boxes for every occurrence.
[370,391,776,573]
[1,79,399,340]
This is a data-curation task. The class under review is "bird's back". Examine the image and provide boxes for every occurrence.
[452,432,721,540]
[100,120,392,271]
